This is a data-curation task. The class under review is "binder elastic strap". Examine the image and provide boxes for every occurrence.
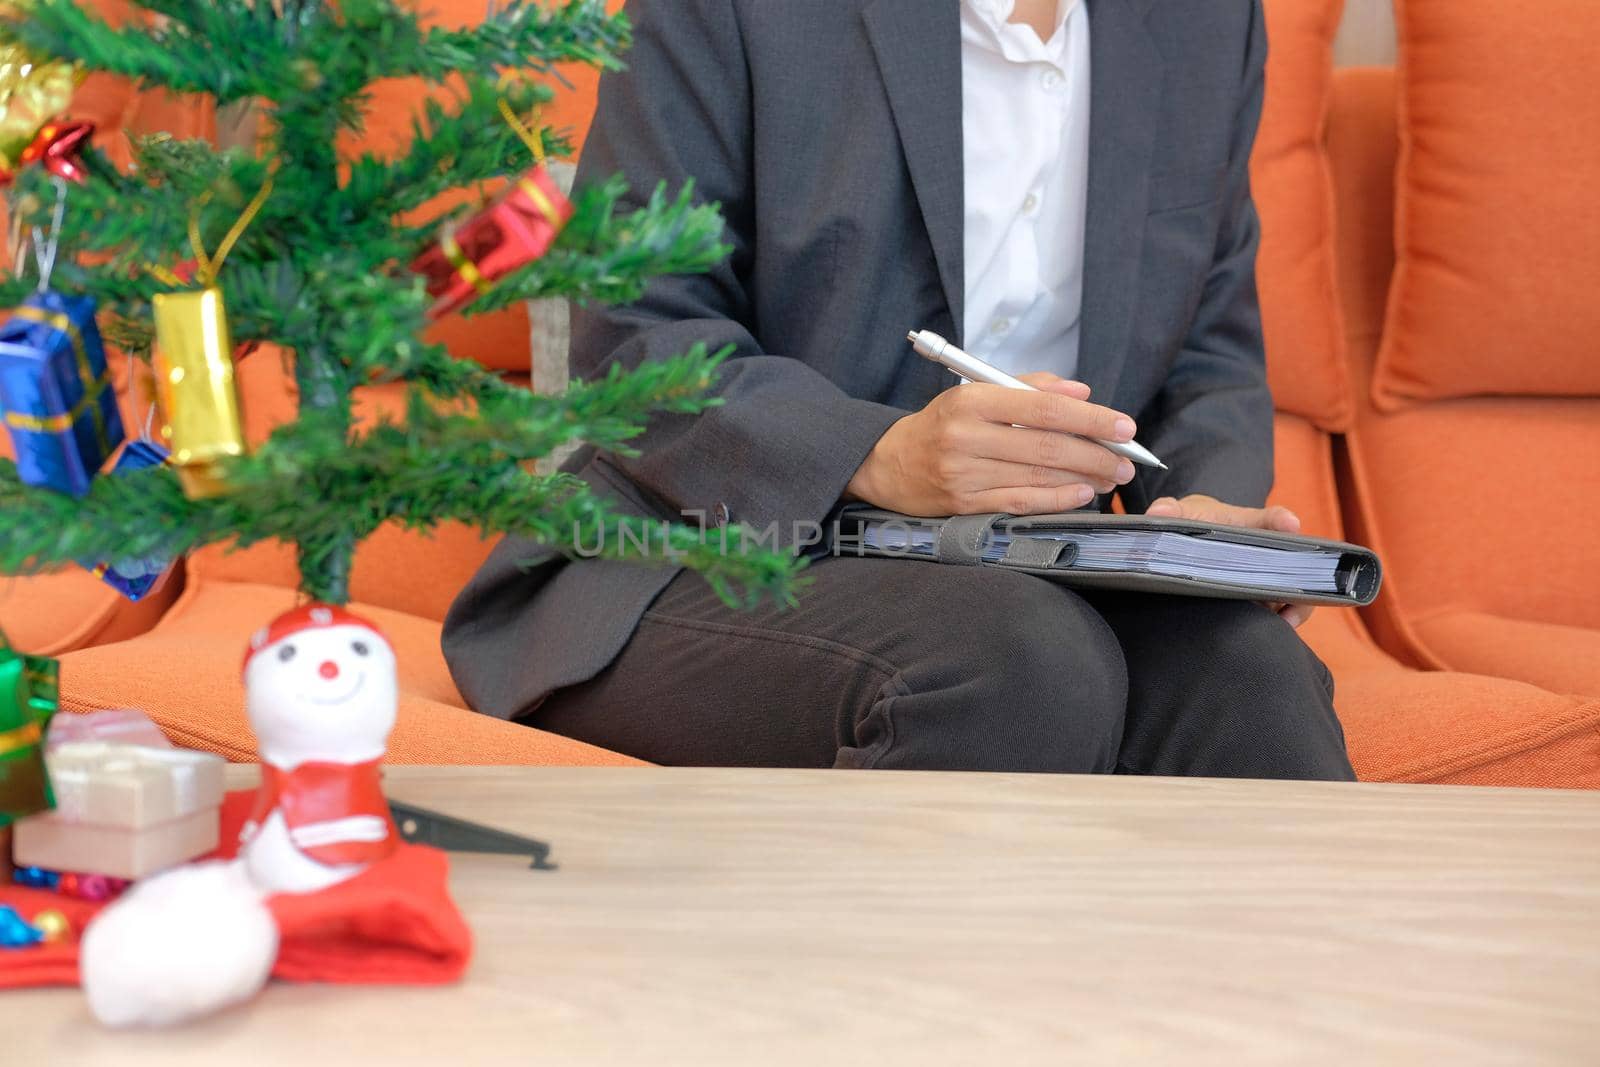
[998,536,1078,570]
[933,514,1002,565]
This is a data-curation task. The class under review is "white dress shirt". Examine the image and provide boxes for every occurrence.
[960,0,1091,381]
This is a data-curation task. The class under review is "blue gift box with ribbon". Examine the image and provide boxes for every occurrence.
[0,290,125,496]
[82,439,179,601]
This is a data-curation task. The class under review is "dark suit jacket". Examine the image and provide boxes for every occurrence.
[443,0,1274,721]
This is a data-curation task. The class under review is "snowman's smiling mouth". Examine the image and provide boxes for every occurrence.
[305,673,366,706]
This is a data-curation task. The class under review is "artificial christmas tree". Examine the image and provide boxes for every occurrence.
[0,0,798,634]
[0,0,805,1023]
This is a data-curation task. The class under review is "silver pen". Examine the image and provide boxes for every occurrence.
[906,329,1168,470]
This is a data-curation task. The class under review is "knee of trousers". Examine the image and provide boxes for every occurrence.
[890,570,1130,772]
[1182,601,1332,686]
[1173,600,1342,730]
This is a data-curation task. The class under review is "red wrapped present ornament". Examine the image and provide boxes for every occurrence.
[411,164,572,319]
[6,120,93,185]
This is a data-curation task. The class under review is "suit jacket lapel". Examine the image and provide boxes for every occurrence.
[864,0,966,346]
[1078,0,1163,398]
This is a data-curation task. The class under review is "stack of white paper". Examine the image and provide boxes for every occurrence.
[860,525,1345,595]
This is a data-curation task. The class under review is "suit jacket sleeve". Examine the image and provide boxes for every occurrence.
[1121,0,1275,513]
[568,0,906,542]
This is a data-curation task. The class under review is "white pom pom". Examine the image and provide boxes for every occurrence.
[81,860,279,1028]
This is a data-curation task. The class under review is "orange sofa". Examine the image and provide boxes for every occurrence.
[6,0,1597,785]
[1331,1,1600,699]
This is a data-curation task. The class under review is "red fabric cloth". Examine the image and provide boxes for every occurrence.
[241,759,400,866]
[0,790,471,989]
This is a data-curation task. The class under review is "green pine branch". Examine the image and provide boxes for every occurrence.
[5,0,305,106]
[341,77,568,225]
[378,0,630,82]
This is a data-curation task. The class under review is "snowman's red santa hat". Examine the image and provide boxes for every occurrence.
[243,603,387,674]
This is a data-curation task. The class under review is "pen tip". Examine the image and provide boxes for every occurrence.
[906,330,919,343]
[1157,462,1170,471]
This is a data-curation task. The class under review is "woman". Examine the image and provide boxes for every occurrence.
[443,0,1354,782]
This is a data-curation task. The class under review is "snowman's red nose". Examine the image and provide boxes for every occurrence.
[318,660,340,680]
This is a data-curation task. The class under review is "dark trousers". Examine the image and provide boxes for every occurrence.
[534,557,1357,781]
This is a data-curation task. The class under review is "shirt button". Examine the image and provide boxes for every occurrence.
[713,502,731,528]
[1041,69,1064,91]
[1022,192,1040,215]
[990,318,1012,337]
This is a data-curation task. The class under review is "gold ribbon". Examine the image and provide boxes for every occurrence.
[188,174,275,286]
[441,232,495,296]
[6,303,111,450]
[145,174,275,286]
[0,720,42,757]
[515,173,564,227]
[497,97,547,166]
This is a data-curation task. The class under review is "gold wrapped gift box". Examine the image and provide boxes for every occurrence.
[13,741,226,880]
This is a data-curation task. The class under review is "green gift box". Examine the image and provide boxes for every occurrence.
[1,630,58,827]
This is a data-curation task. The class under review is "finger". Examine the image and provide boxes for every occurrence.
[975,459,1116,497]
[1015,372,1092,399]
[1263,505,1302,534]
[960,484,1099,516]
[1145,496,1183,517]
[1279,603,1314,629]
[958,422,1136,486]
[962,384,1135,443]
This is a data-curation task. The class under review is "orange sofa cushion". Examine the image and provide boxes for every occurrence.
[1328,65,1600,696]
[1269,415,1600,787]
[1373,0,1600,406]
[54,578,641,766]
[1251,0,1352,431]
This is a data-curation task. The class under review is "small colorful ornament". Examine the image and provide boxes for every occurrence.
[151,287,246,499]
[1,630,58,825]
[0,43,80,182]
[56,871,128,901]
[79,440,178,600]
[30,907,70,943]
[0,289,125,496]
[12,864,60,889]
[238,603,400,894]
[0,903,43,948]
[15,120,93,184]
[411,164,572,319]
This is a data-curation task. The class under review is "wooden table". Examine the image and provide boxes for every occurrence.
[7,768,1600,1064]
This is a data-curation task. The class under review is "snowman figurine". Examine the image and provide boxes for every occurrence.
[79,603,407,1027]
[237,603,401,894]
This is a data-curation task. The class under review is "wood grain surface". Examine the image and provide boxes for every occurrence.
[6,766,1599,1065]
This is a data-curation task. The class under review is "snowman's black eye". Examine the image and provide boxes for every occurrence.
[277,644,296,663]
[351,640,370,657]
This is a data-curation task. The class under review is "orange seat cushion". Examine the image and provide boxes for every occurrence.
[56,579,640,766]
[1349,399,1600,639]
[1410,612,1600,699]
[1251,0,1353,431]
[1373,0,1600,406]
[1269,415,1600,788]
